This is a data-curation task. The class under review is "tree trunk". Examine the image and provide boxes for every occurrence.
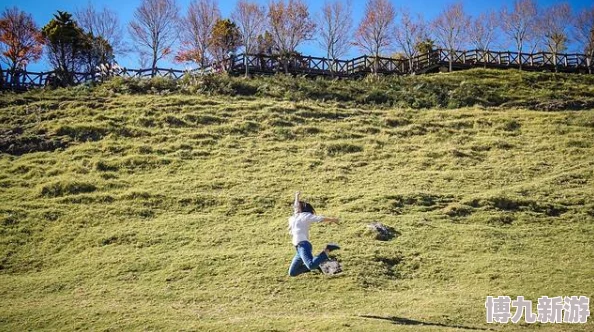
[518,44,523,71]
[484,50,488,69]
[8,64,15,88]
[151,51,158,78]
[200,47,207,70]
[449,49,453,72]
[326,45,335,78]
[283,56,288,74]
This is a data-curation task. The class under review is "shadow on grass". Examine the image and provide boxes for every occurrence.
[360,315,491,330]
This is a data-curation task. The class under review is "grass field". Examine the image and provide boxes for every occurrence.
[1,70,594,331]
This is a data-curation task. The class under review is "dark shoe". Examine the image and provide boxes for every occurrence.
[326,243,340,252]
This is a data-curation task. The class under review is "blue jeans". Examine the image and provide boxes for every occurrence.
[288,241,328,277]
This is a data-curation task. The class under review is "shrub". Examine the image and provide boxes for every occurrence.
[147,76,178,92]
[99,68,594,110]
[361,89,391,105]
[448,81,484,108]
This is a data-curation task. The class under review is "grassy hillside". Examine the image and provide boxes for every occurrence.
[1,69,594,331]
[98,68,594,110]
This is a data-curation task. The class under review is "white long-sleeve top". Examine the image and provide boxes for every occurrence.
[288,212,324,246]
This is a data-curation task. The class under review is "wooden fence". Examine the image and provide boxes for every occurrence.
[2,49,593,91]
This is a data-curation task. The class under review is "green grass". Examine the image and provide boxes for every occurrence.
[1,70,594,331]
[92,67,594,111]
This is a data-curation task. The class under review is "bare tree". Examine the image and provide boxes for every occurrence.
[469,11,498,51]
[75,2,128,57]
[539,2,572,72]
[232,0,266,76]
[176,0,220,67]
[469,10,499,67]
[500,0,538,70]
[432,2,470,72]
[353,0,396,74]
[395,8,426,73]
[268,0,316,73]
[573,6,594,73]
[129,0,179,76]
[317,0,353,61]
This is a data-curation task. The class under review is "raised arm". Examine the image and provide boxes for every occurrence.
[321,217,339,224]
[293,191,302,214]
[304,211,339,224]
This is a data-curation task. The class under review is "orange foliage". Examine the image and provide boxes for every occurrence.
[0,7,43,71]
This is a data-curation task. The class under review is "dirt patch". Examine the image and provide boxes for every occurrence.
[465,196,569,217]
[0,129,69,155]
[535,99,594,112]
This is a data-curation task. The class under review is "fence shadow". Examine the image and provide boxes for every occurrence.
[359,315,492,331]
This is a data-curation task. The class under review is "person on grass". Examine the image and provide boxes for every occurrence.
[288,192,340,277]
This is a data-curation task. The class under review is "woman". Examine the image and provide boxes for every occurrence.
[288,192,340,277]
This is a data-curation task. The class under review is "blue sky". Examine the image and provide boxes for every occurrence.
[3,0,593,71]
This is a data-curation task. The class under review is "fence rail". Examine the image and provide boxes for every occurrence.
[2,49,593,91]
